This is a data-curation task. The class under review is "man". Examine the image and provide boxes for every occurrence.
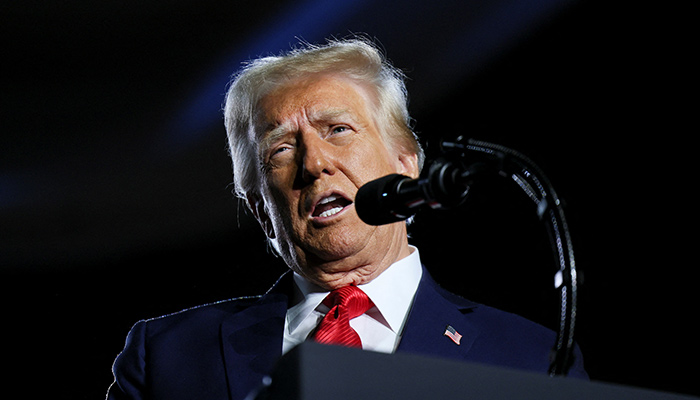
[107,38,586,400]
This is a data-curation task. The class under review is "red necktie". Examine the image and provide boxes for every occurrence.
[313,285,373,348]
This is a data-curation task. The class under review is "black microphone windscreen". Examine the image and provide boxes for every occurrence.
[355,174,410,226]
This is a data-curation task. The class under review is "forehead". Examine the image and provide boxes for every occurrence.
[255,74,376,131]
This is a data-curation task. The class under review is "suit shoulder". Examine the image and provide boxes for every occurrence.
[422,269,553,338]
[475,302,548,325]
[468,302,556,348]
[132,272,292,339]
[139,295,262,335]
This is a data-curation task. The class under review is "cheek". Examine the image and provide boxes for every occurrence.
[265,166,300,204]
[263,181,297,225]
[349,143,400,182]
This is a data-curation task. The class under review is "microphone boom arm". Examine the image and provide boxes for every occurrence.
[442,137,579,377]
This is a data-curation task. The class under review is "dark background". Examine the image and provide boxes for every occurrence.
[2,1,695,398]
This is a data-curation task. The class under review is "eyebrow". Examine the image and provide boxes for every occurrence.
[257,108,355,158]
[258,122,293,158]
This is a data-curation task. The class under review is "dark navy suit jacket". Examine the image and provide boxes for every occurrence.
[107,267,586,400]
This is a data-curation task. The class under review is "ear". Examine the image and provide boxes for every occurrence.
[246,191,276,239]
[397,152,420,179]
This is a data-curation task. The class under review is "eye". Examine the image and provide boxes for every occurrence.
[331,125,349,135]
[272,146,289,155]
[264,141,295,168]
[269,144,292,160]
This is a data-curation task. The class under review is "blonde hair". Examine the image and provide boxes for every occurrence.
[223,38,424,202]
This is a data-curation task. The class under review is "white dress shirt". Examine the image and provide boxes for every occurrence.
[282,246,423,355]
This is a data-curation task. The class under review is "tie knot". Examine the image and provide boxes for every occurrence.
[323,285,372,319]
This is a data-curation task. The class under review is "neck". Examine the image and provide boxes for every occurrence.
[295,225,412,290]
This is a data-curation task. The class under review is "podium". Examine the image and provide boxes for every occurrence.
[253,342,697,400]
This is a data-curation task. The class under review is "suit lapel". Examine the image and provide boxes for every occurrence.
[397,267,480,361]
[220,272,292,400]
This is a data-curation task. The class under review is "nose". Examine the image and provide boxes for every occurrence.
[300,133,336,183]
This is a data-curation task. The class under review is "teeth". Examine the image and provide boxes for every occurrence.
[318,206,344,218]
[318,195,338,205]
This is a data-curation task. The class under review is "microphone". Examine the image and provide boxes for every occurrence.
[355,158,489,225]
[355,136,580,376]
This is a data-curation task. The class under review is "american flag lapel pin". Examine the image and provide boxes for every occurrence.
[444,325,462,345]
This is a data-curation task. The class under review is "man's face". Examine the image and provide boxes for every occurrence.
[250,74,418,290]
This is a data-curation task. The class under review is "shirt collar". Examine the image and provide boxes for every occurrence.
[286,245,423,334]
[358,245,422,333]
[286,273,328,334]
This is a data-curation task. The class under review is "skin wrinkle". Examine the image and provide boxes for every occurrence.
[260,108,355,162]
[250,73,419,290]
[328,225,406,287]
[299,218,404,287]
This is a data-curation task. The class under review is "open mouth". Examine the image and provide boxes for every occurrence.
[311,194,352,218]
